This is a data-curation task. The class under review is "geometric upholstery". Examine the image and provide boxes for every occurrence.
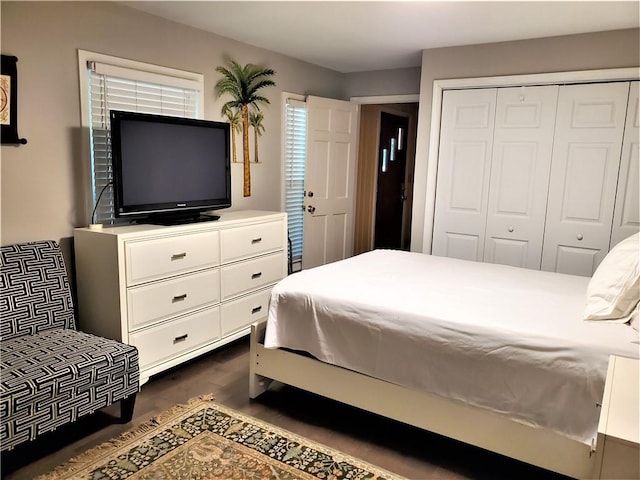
[0,240,75,340]
[0,240,139,452]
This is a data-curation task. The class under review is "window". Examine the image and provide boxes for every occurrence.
[78,51,203,224]
[283,96,307,270]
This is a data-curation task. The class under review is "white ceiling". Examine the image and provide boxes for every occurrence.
[126,1,640,73]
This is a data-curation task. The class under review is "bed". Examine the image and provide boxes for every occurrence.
[249,240,639,479]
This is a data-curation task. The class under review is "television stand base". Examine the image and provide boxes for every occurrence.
[139,213,221,226]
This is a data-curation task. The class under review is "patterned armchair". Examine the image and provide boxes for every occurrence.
[0,240,139,452]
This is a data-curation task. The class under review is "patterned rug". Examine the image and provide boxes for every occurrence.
[37,395,406,480]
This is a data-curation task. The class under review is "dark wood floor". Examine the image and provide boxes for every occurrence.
[2,338,570,480]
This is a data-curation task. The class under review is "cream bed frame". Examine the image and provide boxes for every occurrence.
[249,320,599,479]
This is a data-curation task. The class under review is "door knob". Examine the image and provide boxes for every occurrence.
[307,205,316,213]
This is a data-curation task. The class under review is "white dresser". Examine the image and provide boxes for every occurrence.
[74,210,287,385]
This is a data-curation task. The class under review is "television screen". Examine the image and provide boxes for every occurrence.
[110,110,231,225]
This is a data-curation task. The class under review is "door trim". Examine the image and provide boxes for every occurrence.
[422,67,640,254]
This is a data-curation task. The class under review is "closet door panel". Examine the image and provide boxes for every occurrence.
[611,81,639,248]
[483,85,559,269]
[554,245,601,277]
[432,89,497,261]
[542,82,629,276]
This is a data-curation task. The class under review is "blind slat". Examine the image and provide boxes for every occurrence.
[284,101,307,261]
[94,61,203,92]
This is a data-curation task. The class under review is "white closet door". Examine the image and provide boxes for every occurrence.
[541,82,630,276]
[432,89,497,261]
[611,81,640,248]
[483,85,559,269]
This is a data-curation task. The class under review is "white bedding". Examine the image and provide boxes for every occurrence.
[264,250,639,445]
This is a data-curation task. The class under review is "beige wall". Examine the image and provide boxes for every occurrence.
[2,2,638,257]
[410,28,640,252]
[344,67,421,98]
[0,1,346,247]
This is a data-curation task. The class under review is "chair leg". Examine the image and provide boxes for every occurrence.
[120,394,136,423]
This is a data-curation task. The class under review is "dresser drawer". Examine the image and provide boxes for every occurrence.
[220,220,285,263]
[221,252,284,300]
[127,268,220,330]
[130,307,221,369]
[221,288,271,337]
[126,231,219,285]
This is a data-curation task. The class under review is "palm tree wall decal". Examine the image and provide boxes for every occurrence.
[222,105,242,164]
[215,60,276,197]
[249,111,265,163]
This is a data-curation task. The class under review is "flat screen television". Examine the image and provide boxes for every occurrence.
[110,110,231,225]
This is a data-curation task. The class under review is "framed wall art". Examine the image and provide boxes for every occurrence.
[1,54,27,145]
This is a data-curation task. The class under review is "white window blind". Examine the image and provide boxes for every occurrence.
[284,98,307,263]
[87,61,200,224]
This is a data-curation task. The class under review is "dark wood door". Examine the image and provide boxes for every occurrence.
[374,112,409,250]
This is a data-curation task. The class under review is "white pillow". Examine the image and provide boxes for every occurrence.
[629,302,639,332]
[584,232,640,322]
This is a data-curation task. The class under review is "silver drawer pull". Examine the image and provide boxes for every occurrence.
[251,306,263,314]
[172,294,187,302]
[251,237,262,244]
[174,334,188,343]
[251,272,262,279]
[171,252,187,260]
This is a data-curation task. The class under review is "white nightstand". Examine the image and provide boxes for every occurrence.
[595,355,639,480]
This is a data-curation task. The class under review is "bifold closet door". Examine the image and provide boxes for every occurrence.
[541,82,630,276]
[432,89,497,261]
[483,85,559,269]
[611,81,639,248]
[433,86,559,267]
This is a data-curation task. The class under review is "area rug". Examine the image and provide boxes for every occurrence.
[37,394,406,480]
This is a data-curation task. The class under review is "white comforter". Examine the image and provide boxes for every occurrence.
[264,250,639,445]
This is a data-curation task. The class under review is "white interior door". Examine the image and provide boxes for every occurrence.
[432,88,497,261]
[302,96,358,269]
[541,82,630,276]
[483,85,558,269]
[611,81,640,248]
